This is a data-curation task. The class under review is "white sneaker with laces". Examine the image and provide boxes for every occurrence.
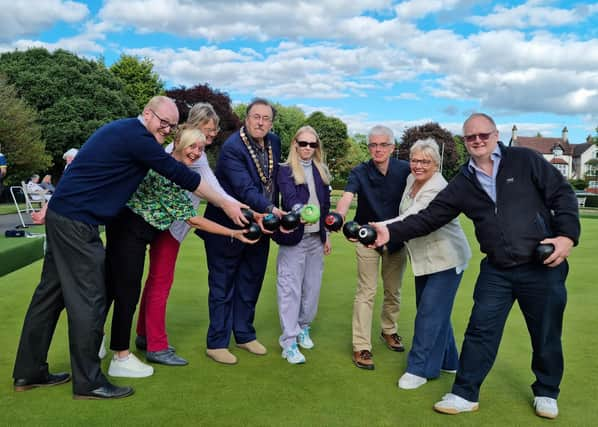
[434,393,479,414]
[398,372,427,390]
[297,326,314,349]
[282,343,306,364]
[98,335,107,359]
[534,396,558,419]
[108,353,154,378]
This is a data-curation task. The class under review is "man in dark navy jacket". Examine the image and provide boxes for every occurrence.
[201,98,282,365]
[12,96,244,400]
[372,113,580,419]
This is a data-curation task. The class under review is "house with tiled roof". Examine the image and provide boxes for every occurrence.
[509,126,598,179]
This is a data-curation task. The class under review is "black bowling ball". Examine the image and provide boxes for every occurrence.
[342,221,360,240]
[534,243,555,263]
[262,213,280,232]
[245,222,262,240]
[241,208,254,228]
[280,211,301,230]
[358,225,377,245]
[324,212,344,232]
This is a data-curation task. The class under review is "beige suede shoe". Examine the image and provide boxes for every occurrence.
[206,348,238,365]
[236,340,267,355]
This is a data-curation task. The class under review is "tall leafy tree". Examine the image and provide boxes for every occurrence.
[0,48,137,178]
[0,77,51,185]
[110,54,165,111]
[398,122,461,180]
[272,104,306,160]
[304,111,352,186]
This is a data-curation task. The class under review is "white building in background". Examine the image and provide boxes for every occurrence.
[509,126,598,180]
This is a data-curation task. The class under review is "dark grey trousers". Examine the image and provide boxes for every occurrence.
[13,209,108,394]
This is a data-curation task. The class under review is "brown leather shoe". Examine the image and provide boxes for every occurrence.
[352,350,375,370]
[380,332,405,352]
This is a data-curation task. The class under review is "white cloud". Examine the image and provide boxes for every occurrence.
[468,1,598,29]
[0,0,89,41]
[395,0,465,20]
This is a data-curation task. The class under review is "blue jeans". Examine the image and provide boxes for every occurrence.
[453,258,568,402]
[406,268,462,379]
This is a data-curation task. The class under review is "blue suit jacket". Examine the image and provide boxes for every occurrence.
[273,164,331,246]
[204,130,281,228]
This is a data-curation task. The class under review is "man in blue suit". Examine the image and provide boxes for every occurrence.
[201,98,282,364]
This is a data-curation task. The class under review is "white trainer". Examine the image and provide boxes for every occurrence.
[108,353,154,378]
[398,372,427,390]
[297,326,314,349]
[98,335,107,359]
[282,343,306,364]
[434,393,479,414]
[534,396,558,419]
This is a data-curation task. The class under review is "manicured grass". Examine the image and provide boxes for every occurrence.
[0,217,596,426]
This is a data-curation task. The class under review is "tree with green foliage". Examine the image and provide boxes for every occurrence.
[0,48,137,178]
[109,54,164,111]
[398,122,461,180]
[272,104,306,159]
[0,77,51,185]
[304,111,352,187]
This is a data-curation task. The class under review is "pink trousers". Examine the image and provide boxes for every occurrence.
[136,230,181,352]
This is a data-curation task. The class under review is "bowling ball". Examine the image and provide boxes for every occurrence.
[358,225,377,245]
[245,222,262,240]
[241,208,254,228]
[324,212,343,232]
[262,213,280,231]
[342,221,360,240]
[280,211,301,230]
[534,243,555,263]
[301,204,320,224]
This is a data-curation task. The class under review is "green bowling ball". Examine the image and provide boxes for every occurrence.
[301,204,320,224]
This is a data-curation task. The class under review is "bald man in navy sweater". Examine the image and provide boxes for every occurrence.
[12,96,245,400]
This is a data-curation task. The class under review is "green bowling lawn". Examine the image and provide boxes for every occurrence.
[0,216,596,426]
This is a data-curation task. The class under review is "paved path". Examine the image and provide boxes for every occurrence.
[0,213,33,233]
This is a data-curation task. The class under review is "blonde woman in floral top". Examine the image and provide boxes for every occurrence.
[104,127,255,379]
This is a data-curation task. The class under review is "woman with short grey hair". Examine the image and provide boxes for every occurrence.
[382,137,471,389]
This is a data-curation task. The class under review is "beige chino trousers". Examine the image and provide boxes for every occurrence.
[352,244,407,352]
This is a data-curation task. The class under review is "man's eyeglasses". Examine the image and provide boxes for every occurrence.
[368,142,393,149]
[410,159,433,167]
[249,114,273,123]
[150,109,178,131]
[297,141,318,148]
[463,131,495,143]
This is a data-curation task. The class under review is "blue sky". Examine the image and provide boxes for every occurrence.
[2,0,598,144]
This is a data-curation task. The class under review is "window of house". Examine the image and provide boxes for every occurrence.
[554,163,568,176]
[553,146,563,156]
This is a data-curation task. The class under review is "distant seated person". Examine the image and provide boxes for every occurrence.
[39,174,56,193]
[26,174,52,202]
[63,148,79,169]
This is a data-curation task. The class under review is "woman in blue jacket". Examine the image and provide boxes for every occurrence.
[274,126,331,364]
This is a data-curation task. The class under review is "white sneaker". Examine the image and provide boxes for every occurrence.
[98,335,107,359]
[398,372,427,390]
[297,326,314,349]
[108,353,154,378]
[534,396,558,419]
[282,343,306,364]
[434,393,479,414]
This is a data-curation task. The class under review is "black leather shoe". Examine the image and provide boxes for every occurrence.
[147,349,188,366]
[135,336,175,352]
[73,383,134,400]
[14,372,71,391]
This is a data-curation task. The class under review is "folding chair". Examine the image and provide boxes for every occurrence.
[9,182,43,228]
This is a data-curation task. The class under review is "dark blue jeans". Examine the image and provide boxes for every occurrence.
[407,267,462,378]
[453,258,568,402]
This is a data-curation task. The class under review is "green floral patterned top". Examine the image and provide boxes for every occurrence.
[127,169,197,231]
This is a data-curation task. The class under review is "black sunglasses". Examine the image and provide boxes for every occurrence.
[297,140,318,148]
